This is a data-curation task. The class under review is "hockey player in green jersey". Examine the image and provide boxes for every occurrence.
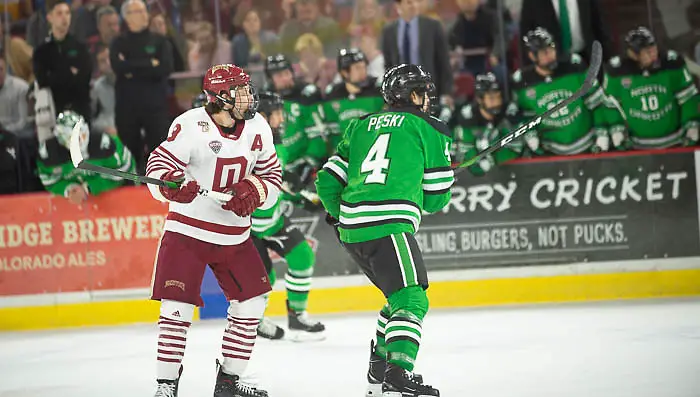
[247,91,326,341]
[512,27,608,155]
[323,48,385,151]
[451,72,522,175]
[316,64,454,397]
[36,110,134,204]
[264,54,326,187]
[603,27,699,149]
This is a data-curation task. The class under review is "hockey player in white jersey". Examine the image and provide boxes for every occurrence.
[146,64,282,397]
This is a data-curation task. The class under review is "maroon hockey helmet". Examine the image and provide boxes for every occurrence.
[202,64,259,120]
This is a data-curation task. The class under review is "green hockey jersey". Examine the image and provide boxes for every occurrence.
[322,78,385,152]
[315,107,454,244]
[511,54,607,155]
[251,129,287,237]
[250,125,312,237]
[451,102,522,175]
[603,50,700,149]
[37,133,134,197]
[265,81,327,168]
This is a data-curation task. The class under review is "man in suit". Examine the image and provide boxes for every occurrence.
[519,0,614,62]
[381,0,453,106]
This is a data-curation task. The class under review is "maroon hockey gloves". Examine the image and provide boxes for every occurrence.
[221,175,267,217]
[159,170,199,203]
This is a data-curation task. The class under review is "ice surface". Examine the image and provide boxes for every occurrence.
[1,299,699,397]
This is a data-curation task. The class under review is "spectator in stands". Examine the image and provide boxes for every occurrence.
[188,21,231,73]
[180,0,216,42]
[110,0,173,173]
[416,0,440,21]
[87,5,121,77]
[350,25,384,80]
[91,45,116,136]
[348,0,385,34]
[381,0,453,103]
[449,0,505,81]
[26,2,50,48]
[33,0,93,121]
[519,0,613,62]
[0,125,18,195]
[231,7,280,68]
[293,32,336,89]
[0,54,31,137]
[71,0,112,42]
[149,13,187,72]
[6,34,34,84]
[279,0,343,60]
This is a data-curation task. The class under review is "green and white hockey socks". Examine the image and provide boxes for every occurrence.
[284,242,315,312]
[375,303,391,359]
[385,285,428,371]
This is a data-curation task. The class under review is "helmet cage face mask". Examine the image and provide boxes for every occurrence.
[55,111,89,152]
[205,83,260,121]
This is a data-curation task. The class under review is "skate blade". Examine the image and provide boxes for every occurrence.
[286,329,326,342]
[366,383,382,397]
[381,393,435,397]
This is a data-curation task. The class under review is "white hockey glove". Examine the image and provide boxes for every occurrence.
[684,121,699,146]
[593,128,610,153]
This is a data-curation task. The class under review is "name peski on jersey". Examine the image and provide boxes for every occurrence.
[146,107,283,245]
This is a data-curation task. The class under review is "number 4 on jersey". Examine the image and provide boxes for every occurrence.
[361,134,391,184]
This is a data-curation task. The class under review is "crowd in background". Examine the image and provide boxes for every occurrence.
[0,0,699,198]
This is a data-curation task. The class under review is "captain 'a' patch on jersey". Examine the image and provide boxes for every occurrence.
[315,106,455,244]
[145,107,283,245]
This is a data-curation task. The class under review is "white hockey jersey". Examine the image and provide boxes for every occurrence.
[146,107,282,245]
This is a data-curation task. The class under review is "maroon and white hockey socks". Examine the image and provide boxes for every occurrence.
[221,296,266,375]
[157,300,195,380]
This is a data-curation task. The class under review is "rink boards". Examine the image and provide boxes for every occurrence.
[2,148,700,330]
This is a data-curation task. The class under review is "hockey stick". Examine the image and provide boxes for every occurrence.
[453,40,603,174]
[68,121,234,202]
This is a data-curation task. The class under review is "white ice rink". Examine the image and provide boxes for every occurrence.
[2,298,700,397]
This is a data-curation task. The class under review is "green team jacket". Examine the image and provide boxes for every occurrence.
[603,50,700,149]
[36,133,134,197]
[511,54,607,155]
[315,107,455,244]
[266,81,327,168]
[322,78,385,153]
[451,102,523,175]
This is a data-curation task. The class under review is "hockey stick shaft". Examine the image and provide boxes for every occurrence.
[68,121,234,201]
[453,40,603,173]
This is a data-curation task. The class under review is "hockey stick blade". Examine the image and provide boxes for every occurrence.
[68,121,234,201]
[454,40,603,172]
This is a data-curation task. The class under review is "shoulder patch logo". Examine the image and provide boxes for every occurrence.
[526,88,536,99]
[332,101,340,112]
[209,140,222,154]
[621,78,632,88]
[198,121,209,132]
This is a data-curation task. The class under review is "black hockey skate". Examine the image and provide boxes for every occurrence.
[382,363,438,397]
[366,341,423,397]
[214,360,268,397]
[154,366,183,397]
[286,300,326,342]
[256,316,285,340]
